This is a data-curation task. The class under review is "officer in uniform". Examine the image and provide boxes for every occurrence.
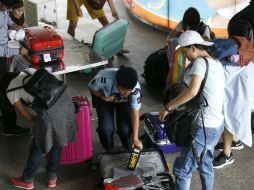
[88,67,143,152]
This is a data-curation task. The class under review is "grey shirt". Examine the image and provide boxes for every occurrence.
[0,10,19,57]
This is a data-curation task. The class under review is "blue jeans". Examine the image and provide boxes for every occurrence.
[93,96,132,151]
[173,125,224,190]
[22,139,62,183]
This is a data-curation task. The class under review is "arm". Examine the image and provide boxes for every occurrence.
[107,0,119,19]
[167,30,181,42]
[0,44,27,57]
[167,20,183,42]
[159,74,203,121]
[90,89,116,102]
[13,100,36,122]
[22,22,28,28]
[202,26,211,40]
[131,109,143,150]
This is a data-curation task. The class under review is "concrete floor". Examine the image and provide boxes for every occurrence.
[1,0,254,189]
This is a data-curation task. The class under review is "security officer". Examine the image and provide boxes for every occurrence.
[88,67,143,152]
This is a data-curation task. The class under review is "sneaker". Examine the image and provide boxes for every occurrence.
[47,178,57,188]
[117,48,130,54]
[213,152,234,169]
[215,141,244,151]
[2,126,29,136]
[10,177,34,189]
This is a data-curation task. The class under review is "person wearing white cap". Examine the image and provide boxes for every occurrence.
[159,30,225,190]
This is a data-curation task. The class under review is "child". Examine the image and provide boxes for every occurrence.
[88,67,143,152]
[9,0,28,28]
[167,7,213,42]
[0,0,29,136]
[0,69,77,189]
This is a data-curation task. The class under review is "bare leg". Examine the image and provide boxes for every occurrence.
[67,20,78,37]
[222,128,233,157]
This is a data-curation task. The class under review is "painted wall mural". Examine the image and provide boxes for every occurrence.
[123,0,250,37]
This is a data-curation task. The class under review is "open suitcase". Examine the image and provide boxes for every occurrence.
[140,112,181,154]
[98,149,175,190]
[22,26,64,65]
[60,96,92,165]
[92,19,128,60]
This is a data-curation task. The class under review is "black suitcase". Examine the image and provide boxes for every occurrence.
[97,149,175,189]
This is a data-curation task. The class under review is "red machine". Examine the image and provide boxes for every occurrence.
[22,26,64,65]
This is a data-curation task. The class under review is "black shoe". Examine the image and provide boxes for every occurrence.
[117,48,130,55]
[2,126,30,136]
[215,141,244,151]
[213,152,234,169]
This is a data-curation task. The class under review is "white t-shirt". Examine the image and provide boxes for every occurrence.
[185,57,225,128]
[175,20,211,40]
[7,68,36,105]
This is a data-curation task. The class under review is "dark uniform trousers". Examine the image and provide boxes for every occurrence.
[93,95,133,152]
[0,57,17,131]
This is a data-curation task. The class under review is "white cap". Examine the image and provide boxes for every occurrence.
[178,30,214,47]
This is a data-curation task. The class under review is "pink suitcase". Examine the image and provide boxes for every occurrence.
[60,96,92,165]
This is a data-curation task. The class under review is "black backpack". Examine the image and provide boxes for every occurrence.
[141,47,169,90]
[7,69,67,109]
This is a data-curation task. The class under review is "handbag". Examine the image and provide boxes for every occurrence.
[164,58,209,148]
[88,0,107,10]
[7,68,67,109]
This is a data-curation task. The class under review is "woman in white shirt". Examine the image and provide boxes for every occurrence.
[160,30,225,190]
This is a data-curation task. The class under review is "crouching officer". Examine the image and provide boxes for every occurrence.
[88,66,143,152]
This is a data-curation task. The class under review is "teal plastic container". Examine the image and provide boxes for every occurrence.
[92,19,128,60]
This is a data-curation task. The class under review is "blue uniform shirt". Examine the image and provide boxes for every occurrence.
[0,10,19,57]
[88,68,142,110]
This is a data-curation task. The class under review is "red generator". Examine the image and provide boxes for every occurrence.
[22,26,64,65]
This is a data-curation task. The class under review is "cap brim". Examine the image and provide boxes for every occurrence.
[196,41,214,46]
[179,41,214,47]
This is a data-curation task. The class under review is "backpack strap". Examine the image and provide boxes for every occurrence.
[6,75,30,93]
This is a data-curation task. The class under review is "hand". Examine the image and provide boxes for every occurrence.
[8,30,17,40]
[101,94,116,102]
[15,29,25,41]
[159,105,172,122]
[111,9,119,19]
[19,47,28,56]
[76,7,83,17]
[133,138,143,150]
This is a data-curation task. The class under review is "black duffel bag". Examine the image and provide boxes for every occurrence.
[7,68,67,109]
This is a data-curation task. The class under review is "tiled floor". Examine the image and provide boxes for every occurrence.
[0,1,254,189]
